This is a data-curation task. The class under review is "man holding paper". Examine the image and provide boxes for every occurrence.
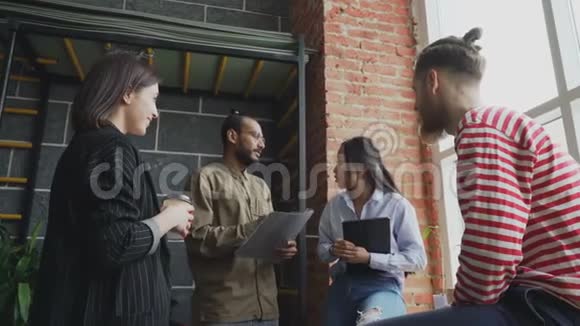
[186,111,297,325]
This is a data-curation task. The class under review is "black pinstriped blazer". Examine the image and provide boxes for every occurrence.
[30,125,171,326]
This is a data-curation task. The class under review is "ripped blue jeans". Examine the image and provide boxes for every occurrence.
[325,274,406,326]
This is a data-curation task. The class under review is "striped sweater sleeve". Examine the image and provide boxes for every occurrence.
[453,121,533,304]
[84,141,157,268]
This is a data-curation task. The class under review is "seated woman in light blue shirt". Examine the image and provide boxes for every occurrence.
[318,136,427,326]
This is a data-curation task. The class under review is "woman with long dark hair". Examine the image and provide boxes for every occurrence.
[318,136,426,326]
[30,52,194,326]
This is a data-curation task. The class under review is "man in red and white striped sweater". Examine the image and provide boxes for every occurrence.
[374,28,579,326]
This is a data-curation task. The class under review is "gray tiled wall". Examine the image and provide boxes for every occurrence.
[2,1,290,322]
[0,187,24,217]
[0,149,8,177]
[206,6,279,30]
[0,79,277,326]
[125,0,206,21]
[71,0,125,9]
[43,0,290,32]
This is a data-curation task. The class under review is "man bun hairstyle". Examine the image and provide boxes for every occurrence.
[415,27,486,80]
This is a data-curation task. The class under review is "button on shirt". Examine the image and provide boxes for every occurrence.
[317,189,427,289]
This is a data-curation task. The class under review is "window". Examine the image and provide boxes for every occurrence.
[415,0,580,289]
[430,0,558,151]
[544,118,569,151]
[573,1,580,48]
[438,156,462,285]
[537,108,569,152]
[437,0,558,111]
[572,99,580,148]
[553,0,580,90]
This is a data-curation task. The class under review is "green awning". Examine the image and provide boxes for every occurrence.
[0,0,312,62]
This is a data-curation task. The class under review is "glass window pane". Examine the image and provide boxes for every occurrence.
[438,134,454,151]
[571,98,580,150]
[571,0,580,89]
[534,108,569,153]
[553,0,580,90]
[573,0,580,48]
[430,0,559,152]
[440,156,463,286]
[435,0,558,111]
[543,118,569,153]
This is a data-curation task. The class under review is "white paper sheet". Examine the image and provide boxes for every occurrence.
[235,209,314,261]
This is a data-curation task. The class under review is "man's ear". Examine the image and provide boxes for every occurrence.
[122,89,134,105]
[427,69,440,95]
[226,129,238,145]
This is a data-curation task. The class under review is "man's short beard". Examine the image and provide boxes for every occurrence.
[419,123,447,144]
[235,147,257,166]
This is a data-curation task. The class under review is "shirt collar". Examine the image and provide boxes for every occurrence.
[370,188,385,202]
[340,188,384,211]
[222,161,249,180]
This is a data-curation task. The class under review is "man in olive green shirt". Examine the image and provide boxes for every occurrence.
[186,112,297,325]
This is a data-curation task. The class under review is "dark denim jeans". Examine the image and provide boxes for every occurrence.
[370,286,579,326]
[201,319,278,326]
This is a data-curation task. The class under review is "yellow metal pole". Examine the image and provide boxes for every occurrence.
[64,38,85,81]
[277,98,298,128]
[0,53,57,65]
[183,52,192,94]
[4,108,39,116]
[277,66,297,99]
[9,75,40,83]
[244,60,264,98]
[213,56,229,96]
[279,134,298,158]
[0,141,33,149]
[147,48,154,66]
[0,177,28,184]
[0,214,22,220]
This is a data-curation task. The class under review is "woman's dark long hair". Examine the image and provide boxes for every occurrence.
[340,136,399,193]
[71,51,159,132]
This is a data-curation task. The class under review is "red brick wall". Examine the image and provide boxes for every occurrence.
[290,0,442,324]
